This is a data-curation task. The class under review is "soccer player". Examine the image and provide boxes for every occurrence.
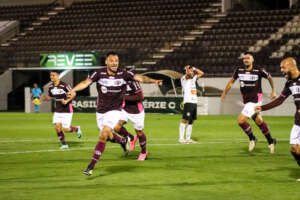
[114,78,148,160]
[32,83,42,113]
[41,70,82,149]
[221,52,277,153]
[68,52,162,176]
[179,65,204,144]
[255,57,300,180]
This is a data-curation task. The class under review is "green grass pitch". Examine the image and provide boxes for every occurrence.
[0,112,299,200]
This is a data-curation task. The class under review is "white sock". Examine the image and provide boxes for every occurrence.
[186,125,193,140]
[179,123,186,140]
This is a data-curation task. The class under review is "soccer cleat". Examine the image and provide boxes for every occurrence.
[185,139,198,144]
[60,144,69,149]
[268,138,277,154]
[178,139,186,144]
[248,138,257,152]
[83,167,93,176]
[76,126,82,139]
[130,135,138,151]
[138,152,148,161]
[120,137,129,156]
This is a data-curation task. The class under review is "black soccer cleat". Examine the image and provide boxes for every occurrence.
[120,137,129,156]
[83,166,93,176]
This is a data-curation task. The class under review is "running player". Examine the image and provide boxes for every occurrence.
[114,78,148,160]
[255,57,300,181]
[68,52,162,176]
[221,52,277,153]
[41,70,82,149]
[179,65,204,144]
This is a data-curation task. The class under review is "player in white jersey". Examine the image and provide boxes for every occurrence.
[179,65,204,144]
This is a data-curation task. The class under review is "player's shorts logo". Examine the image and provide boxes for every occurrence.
[101,86,108,94]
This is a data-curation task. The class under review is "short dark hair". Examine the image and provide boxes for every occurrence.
[50,70,60,74]
[106,51,118,58]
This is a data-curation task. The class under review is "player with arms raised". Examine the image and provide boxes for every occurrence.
[179,65,204,144]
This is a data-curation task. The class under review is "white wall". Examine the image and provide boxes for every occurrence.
[0,70,12,110]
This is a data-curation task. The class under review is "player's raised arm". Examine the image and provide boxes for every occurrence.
[134,74,163,86]
[67,78,92,98]
[221,78,235,101]
[193,67,204,79]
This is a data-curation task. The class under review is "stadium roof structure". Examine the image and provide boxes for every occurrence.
[142,70,183,96]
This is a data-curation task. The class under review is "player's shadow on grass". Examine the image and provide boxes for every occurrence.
[289,166,300,180]
[66,141,84,147]
[86,165,139,180]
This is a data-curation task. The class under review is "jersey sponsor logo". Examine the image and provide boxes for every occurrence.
[98,78,126,87]
[238,74,258,81]
[191,89,197,95]
[290,85,300,95]
[101,86,108,94]
[51,88,66,95]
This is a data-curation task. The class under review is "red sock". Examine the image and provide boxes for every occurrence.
[138,134,147,154]
[70,126,78,132]
[57,131,66,145]
[88,141,106,169]
[110,133,126,144]
[118,127,134,141]
[238,122,255,141]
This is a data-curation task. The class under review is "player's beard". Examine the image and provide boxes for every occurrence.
[283,71,292,80]
[108,65,118,73]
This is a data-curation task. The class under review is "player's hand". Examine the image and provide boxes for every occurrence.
[67,90,76,98]
[154,80,163,86]
[221,93,226,101]
[41,95,46,101]
[270,91,276,99]
[255,106,262,113]
[61,99,68,105]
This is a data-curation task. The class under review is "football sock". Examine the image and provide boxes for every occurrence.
[186,125,193,140]
[118,127,134,141]
[110,133,126,144]
[88,141,106,169]
[138,134,147,154]
[239,122,256,141]
[179,123,186,140]
[70,126,78,132]
[291,151,300,166]
[57,131,66,145]
[257,122,273,144]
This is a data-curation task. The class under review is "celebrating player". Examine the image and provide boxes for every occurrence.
[221,52,277,153]
[255,57,300,180]
[41,70,82,149]
[114,76,153,160]
[179,65,204,144]
[68,52,162,176]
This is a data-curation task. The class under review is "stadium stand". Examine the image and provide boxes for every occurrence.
[0,0,300,76]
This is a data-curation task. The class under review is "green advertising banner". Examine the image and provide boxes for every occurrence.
[40,52,101,67]
[65,96,183,114]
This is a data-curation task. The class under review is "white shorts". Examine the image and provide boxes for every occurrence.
[290,124,300,144]
[241,102,262,118]
[53,112,73,128]
[96,110,121,130]
[120,110,145,131]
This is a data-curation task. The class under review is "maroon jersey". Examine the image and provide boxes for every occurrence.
[124,80,144,114]
[89,68,135,113]
[232,66,270,104]
[279,76,300,125]
[48,81,73,113]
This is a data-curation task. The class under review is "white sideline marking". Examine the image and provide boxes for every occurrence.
[0,138,289,155]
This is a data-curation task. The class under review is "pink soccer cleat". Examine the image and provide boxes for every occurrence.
[137,152,148,161]
[130,135,138,151]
